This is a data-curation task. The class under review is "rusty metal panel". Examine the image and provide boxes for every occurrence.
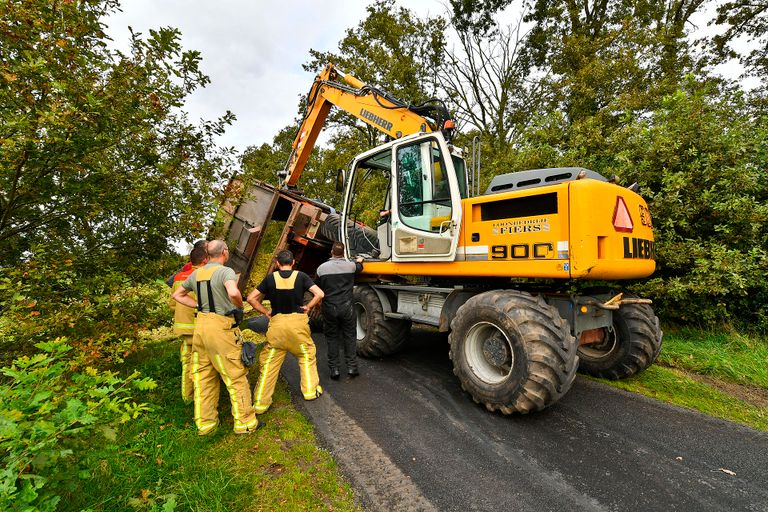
[224,183,280,290]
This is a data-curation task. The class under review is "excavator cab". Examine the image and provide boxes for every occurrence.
[341,132,464,262]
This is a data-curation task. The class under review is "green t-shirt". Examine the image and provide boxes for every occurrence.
[181,263,238,316]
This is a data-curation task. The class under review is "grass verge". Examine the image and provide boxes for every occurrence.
[62,330,360,512]
[592,327,768,433]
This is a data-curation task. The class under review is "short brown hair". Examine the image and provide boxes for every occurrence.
[331,242,344,257]
[190,245,207,265]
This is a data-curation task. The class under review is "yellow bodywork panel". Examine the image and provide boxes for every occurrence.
[360,179,655,280]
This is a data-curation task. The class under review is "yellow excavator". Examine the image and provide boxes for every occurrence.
[222,63,662,414]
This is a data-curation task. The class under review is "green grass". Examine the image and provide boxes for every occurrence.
[592,365,768,432]
[62,331,360,512]
[657,327,768,388]
[592,326,768,433]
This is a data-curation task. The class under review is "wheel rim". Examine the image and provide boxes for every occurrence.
[578,325,618,361]
[464,321,514,384]
[355,301,368,340]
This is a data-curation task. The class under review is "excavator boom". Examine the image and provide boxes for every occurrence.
[281,63,454,189]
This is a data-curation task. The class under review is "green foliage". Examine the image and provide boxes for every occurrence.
[0,0,234,267]
[0,338,155,511]
[712,1,768,78]
[61,338,359,512]
[0,249,172,365]
[305,0,447,103]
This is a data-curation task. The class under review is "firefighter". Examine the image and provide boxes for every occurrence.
[165,239,208,287]
[247,250,324,414]
[169,245,208,402]
[172,240,262,435]
[315,242,364,379]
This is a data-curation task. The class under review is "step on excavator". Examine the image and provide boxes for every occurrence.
[219,63,663,414]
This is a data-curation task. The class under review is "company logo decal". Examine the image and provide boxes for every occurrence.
[360,108,393,132]
[492,217,550,235]
[623,237,655,259]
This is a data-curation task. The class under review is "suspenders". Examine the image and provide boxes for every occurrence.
[194,264,222,313]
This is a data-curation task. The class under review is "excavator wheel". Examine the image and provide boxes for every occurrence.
[577,297,662,380]
[354,285,410,357]
[449,290,579,414]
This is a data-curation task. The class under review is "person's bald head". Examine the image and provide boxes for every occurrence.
[207,240,228,259]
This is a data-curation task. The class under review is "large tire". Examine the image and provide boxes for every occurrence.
[578,299,663,379]
[354,285,411,357]
[320,213,379,255]
[449,290,579,414]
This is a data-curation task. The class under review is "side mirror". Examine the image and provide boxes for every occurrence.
[335,169,345,193]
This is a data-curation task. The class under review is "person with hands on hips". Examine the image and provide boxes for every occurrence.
[247,250,324,414]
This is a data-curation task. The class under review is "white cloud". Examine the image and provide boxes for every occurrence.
[106,0,370,150]
[106,0,447,152]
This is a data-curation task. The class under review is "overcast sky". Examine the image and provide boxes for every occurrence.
[106,0,450,153]
[106,1,753,158]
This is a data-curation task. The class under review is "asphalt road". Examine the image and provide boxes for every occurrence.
[280,327,768,512]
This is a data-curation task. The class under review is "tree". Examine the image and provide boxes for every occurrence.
[0,0,234,267]
[442,9,545,151]
[712,1,768,77]
[302,0,448,151]
[523,0,709,122]
[449,0,515,35]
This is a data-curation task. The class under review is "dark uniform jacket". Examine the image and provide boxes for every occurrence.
[315,258,363,306]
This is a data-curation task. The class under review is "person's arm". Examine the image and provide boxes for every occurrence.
[354,256,364,273]
[302,284,324,313]
[247,289,271,318]
[172,285,197,309]
[224,279,243,309]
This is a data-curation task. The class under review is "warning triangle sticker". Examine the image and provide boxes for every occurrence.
[613,196,634,233]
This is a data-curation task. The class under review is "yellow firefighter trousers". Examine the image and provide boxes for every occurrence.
[180,334,194,403]
[191,313,259,435]
[253,313,322,413]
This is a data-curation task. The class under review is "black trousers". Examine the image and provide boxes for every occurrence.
[323,301,357,371]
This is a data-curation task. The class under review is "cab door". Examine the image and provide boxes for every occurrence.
[390,134,462,261]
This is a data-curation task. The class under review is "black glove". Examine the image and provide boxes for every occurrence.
[225,308,244,327]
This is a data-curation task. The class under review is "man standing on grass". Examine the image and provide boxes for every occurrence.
[247,249,325,414]
[169,244,208,403]
[172,239,263,435]
[315,242,364,380]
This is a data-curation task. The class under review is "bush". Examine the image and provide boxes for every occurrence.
[0,338,156,511]
[494,80,768,330]
[0,251,173,365]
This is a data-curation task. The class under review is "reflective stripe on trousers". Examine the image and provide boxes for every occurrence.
[191,312,257,434]
[252,313,320,413]
[179,335,194,403]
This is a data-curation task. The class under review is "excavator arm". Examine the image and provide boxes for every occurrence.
[280,63,455,189]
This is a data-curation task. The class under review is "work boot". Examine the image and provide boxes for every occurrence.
[348,368,360,378]
[236,421,266,435]
[330,367,340,380]
[304,385,324,401]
